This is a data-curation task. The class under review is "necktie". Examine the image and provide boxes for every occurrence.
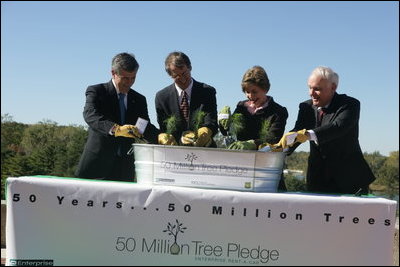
[180,91,189,123]
[119,93,126,125]
[317,107,325,127]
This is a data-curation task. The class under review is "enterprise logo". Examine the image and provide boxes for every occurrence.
[9,259,54,266]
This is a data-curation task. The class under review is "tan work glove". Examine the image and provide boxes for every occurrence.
[275,131,297,149]
[194,127,213,147]
[274,129,309,149]
[114,124,142,138]
[158,133,177,145]
[181,131,196,146]
[295,129,309,143]
[228,140,257,150]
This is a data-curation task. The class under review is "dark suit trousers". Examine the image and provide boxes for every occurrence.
[106,154,136,182]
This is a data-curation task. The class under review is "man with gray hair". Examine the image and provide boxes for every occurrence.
[76,52,159,182]
[276,66,375,195]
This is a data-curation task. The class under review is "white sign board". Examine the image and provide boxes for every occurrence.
[133,144,285,192]
[154,146,257,189]
[6,176,397,266]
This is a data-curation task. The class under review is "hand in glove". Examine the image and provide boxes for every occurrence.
[181,131,196,146]
[258,142,283,152]
[274,129,309,149]
[228,140,257,150]
[275,131,298,149]
[158,133,177,145]
[218,106,231,131]
[114,124,143,138]
[194,127,213,147]
[295,129,309,143]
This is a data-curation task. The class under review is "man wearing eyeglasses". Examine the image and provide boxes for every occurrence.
[76,52,159,182]
[155,51,218,147]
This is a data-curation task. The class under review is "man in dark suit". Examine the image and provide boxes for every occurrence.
[155,51,218,146]
[278,66,375,194]
[75,53,159,182]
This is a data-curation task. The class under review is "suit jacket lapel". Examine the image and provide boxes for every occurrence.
[166,84,180,115]
[106,81,121,122]
[312,105,325,128]
[189,80,200,116]
[313,105,319,126]
[126,90,137,123]
[322,110,334,125]
[321,93,339,126]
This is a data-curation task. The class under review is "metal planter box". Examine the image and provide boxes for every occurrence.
[132,144,285,192]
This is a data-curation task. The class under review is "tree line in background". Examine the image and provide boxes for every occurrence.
[1,114,398,200]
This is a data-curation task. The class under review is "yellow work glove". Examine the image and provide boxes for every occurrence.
[275,131,298,149]
[181,131,196,146]
[218,106,231,131]
[158,133,177,145]
[114,124,142,138]
[295,129,309,143]
[275,129,309,149]
[228,140,257,150]
[194,127,213,147]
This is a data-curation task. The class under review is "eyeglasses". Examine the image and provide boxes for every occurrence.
[170,69,189,79]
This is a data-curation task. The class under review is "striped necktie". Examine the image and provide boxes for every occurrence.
[180,91,189,123]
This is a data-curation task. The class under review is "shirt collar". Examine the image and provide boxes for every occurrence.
[315,103,330,111]
[175,78,193,98]
[112,79,127,95]
[244,96,270,114]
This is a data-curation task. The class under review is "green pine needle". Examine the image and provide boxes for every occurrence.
[259,119,272,141]
[191,110,207,132]
[220,106,231,115]
[164,115,180,135]
[229,113,245,136]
